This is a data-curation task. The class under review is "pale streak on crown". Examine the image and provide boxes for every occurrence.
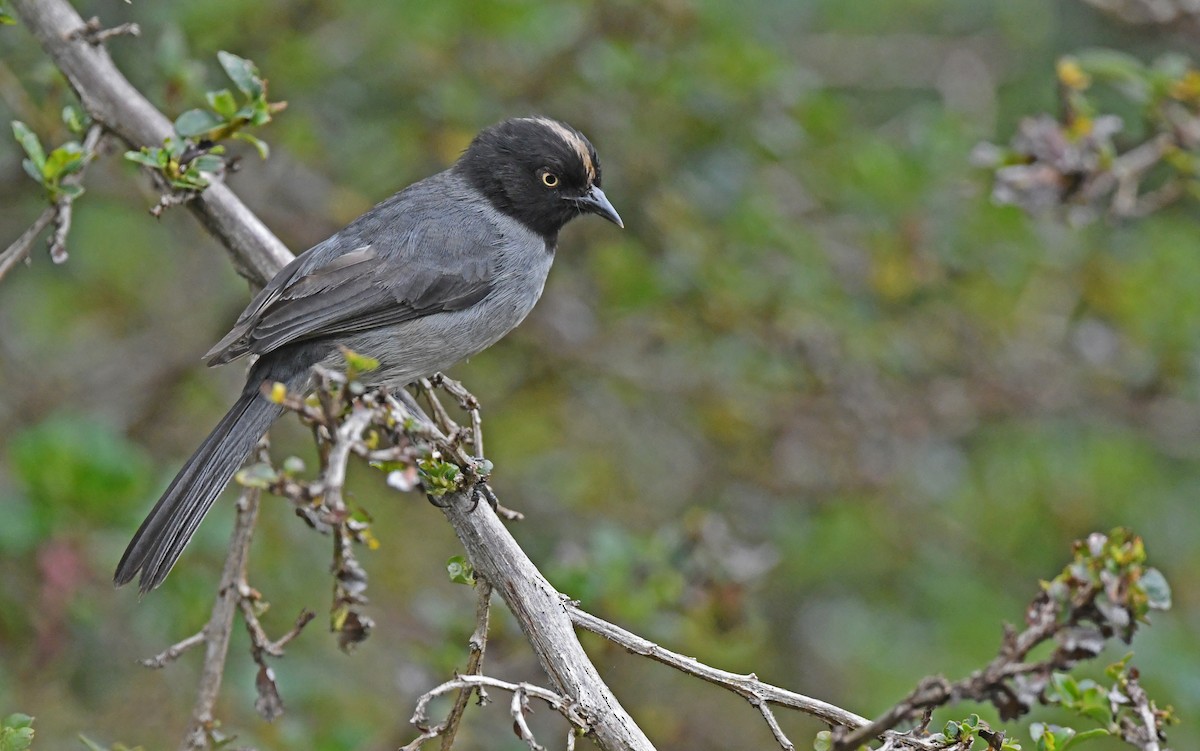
[525,117,595,182]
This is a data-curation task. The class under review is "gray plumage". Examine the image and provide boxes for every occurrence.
[115,117,622,593]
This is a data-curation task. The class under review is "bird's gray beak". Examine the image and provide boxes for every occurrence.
[574,185,624,228]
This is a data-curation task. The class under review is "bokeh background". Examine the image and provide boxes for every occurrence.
[2,1,1198,749]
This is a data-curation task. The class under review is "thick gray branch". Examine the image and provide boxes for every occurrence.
[10,0,292,286]
[441,494,656,751]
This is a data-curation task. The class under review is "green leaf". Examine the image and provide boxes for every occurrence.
[418,458,461,497]
[170,173,209,190]
[1061,728,1110,750]
[1,713,34,751]
[1105,653,1133,681]
[233,131,270,159]
[58,183,85,199]
[0,11,16,25]
[42,143,84,180]
[173,108,223,138]
[217,50,263,98]
[12,121,45,168]
[206,88,238,119]
[190,154,226,174]
[447,555,475,585]
[123,149,163,168]
[247,99,272,126]
[21,158,43,185]
[1047,673,1080,703]
[812,731,832,751]
[1139,567,1171,610]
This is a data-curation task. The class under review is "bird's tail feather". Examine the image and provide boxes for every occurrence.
[114,384,285,593]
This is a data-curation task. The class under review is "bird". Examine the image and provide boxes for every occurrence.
[114,117,622,593]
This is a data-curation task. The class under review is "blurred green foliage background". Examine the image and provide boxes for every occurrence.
[1,1,1198,749]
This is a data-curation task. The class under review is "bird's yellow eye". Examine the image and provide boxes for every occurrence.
[541,172,559,188]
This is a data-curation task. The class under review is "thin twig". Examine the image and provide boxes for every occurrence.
[418,377,459,438]
[1,122,104,279]
[178,485,262,751]
[567,603,880,736]
[438,578,494,751]
[429,373,485,458]
[67,16,140,45]
[403,675,588,751]
[754,697,796,751]
[237,598,316,659]
[0,207,55,281]
[140,630,206,669]
[323,406,374,513]
[48,123,103,264]
[511,686,544,751]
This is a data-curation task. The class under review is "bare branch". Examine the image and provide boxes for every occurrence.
[754,697,796,751]
[140,630,206,670]
[178,485,262,751]
[564,604,921,749]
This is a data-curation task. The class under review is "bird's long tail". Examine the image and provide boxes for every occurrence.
[114,378,286,593]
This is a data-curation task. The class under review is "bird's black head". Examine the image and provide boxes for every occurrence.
[456,117,623,241]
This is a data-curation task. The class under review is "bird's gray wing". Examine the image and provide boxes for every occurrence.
[204,222,495,365]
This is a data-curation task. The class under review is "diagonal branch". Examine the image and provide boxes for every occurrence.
[566,604,936,750]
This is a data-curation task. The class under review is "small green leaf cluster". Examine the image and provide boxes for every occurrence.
[446,555,475,586]
[124,51,284,190]
[171,51,283,158]
[124,138,226,191]
[1038,658,1175,751]
[417,456,462,498]
[11,107,91,202]
[933,714,1021,750]
[0,714,34,751]
[1044,528,1171,642]
[0,3,14,25]
[1028,722,1109,751]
